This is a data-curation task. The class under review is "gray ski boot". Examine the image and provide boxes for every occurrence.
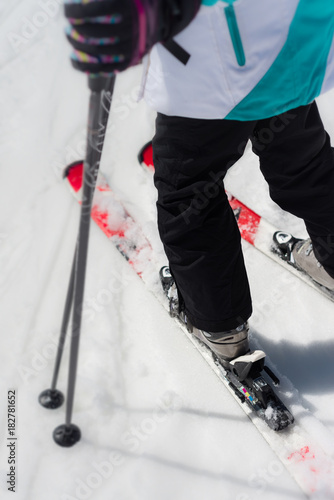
[194,324,268,380]
[159,266,266,378]
[273,231,334,291]
[292,239,334,291]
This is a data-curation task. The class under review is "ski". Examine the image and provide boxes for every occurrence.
[138,141,334,303]
[64,160,334,498]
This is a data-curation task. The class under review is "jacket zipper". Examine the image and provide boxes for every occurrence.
[224,3,246,67]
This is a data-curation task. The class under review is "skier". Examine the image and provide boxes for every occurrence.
[64,0,334,371]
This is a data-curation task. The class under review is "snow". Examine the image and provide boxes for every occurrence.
[0,2,334,499]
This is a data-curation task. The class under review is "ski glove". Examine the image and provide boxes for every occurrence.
[64,0,201,74]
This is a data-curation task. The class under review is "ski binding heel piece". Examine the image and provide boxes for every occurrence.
[272,231,303,263]
[227,350,265,381]
[222,354,294,431]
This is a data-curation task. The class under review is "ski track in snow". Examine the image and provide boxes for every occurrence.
[1,3,334,500]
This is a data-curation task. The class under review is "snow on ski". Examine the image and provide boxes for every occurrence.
[64,160,334,498]
[138,142,334,304]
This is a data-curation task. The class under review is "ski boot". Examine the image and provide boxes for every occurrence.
[159,266,294,430]
[273,232,334,291]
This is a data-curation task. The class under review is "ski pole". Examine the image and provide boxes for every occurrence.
[38,248,76,410]
[39,76,115,410]
[39,75,116,447]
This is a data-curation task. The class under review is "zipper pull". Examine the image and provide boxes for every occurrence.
[224,4,246,67]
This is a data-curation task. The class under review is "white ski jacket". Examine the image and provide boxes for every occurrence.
[142,0,334,121]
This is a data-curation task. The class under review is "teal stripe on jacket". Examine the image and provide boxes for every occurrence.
[226,0,334,120]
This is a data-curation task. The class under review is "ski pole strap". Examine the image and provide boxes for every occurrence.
[163,39,191,65]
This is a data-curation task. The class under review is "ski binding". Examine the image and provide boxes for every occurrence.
[160,266,294,431]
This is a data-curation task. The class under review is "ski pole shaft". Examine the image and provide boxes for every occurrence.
[51,247,77,390]
[53,75,115,446]
[65,76,115,426]
[38,246,76,409]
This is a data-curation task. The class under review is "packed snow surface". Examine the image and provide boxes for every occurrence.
[1,2,334,499]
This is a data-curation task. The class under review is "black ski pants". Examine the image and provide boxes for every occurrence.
[152,102,334,332]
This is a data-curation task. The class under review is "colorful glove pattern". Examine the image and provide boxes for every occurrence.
[64,0,201,75]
